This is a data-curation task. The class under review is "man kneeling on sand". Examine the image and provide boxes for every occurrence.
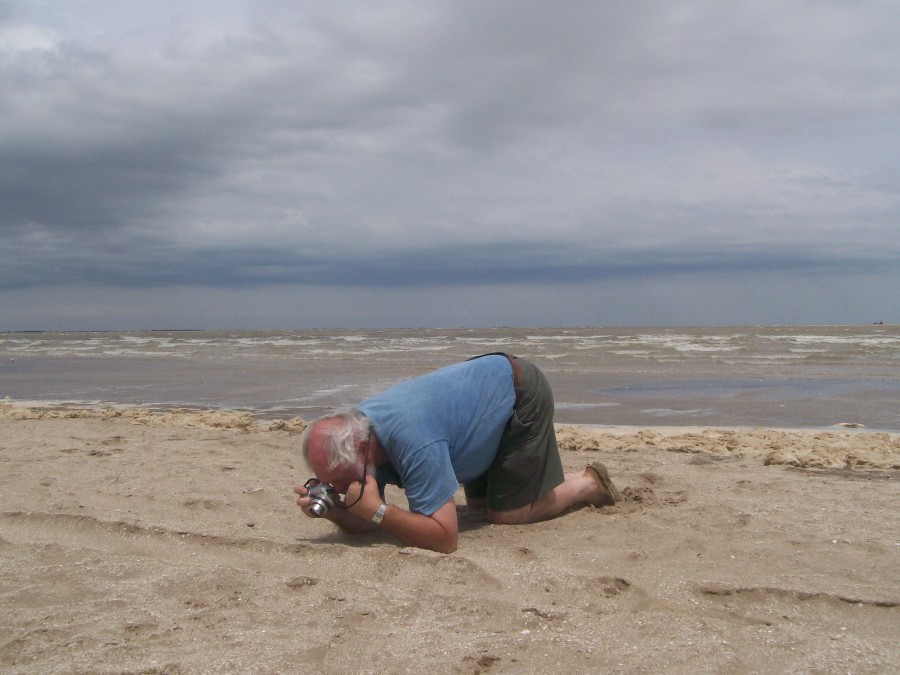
[294,353,620,554]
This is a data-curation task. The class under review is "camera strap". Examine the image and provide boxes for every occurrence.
[336,440,371,510]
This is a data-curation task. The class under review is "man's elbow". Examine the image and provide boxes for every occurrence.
[433,542,457,554]
[431,532,458,554]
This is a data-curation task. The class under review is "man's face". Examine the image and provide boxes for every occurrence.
[306,422,366,494]
[310,455,364,494]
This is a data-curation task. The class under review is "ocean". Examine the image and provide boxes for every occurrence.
[2,325,899,430]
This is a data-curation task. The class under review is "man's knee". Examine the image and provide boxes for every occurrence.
[487,507,530,525]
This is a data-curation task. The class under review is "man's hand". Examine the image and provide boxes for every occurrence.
[292,483,319,518]
[295,476,459,552]
[294,482,379,534]
[344,473,384,521]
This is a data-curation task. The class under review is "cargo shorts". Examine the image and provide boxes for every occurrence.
[463,356,565,511]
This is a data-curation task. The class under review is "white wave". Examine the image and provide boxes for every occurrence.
[642,408,718,417]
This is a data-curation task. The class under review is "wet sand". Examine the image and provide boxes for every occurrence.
[1,403,897,673]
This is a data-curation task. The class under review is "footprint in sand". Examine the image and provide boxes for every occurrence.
[181,498,227,510]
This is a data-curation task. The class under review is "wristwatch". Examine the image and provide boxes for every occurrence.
[371,502,387,524]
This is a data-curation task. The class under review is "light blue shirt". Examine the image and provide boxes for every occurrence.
[358,355,515,515]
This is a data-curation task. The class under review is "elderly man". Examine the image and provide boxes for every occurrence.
[293,353,620,553]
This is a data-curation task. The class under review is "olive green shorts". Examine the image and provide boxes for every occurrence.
[463,357,565,511]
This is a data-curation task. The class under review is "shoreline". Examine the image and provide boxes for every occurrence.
[3,400,898,472]
[4,397,900,434]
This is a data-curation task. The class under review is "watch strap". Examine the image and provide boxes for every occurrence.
[371,502,387,524]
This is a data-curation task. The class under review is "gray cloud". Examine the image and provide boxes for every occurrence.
[1,0,898,327]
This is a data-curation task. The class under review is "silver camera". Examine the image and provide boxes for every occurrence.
[305,480,338,518]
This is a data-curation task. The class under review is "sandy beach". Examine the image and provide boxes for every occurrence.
[1,402,897,673]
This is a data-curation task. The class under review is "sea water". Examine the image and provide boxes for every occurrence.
[2,325,899,430]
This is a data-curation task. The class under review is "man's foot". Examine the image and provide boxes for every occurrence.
[585,462,621,507]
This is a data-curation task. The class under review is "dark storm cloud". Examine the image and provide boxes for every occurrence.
[4,232,889,294]
[1,0,898,327]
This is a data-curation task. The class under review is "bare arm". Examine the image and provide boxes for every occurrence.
[346,474,459,554]
[294,477,459,552]
[294,484,378,534]
[375,499,458,554]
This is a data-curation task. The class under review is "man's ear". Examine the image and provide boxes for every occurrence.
[357,438,370,461]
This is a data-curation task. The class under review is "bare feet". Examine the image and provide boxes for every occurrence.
[585,463,621,507]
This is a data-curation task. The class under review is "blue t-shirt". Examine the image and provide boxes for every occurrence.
[357,355,515,515]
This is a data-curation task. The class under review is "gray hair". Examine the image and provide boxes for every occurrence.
[300,407,372,471]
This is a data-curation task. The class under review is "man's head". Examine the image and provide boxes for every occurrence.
[300,407,371,493]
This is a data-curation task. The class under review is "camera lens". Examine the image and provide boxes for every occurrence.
[308,499,327,518]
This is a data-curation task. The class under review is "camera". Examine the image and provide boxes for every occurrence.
[305,480,338,518]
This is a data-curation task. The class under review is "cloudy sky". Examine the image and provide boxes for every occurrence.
[2,1,898,330]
